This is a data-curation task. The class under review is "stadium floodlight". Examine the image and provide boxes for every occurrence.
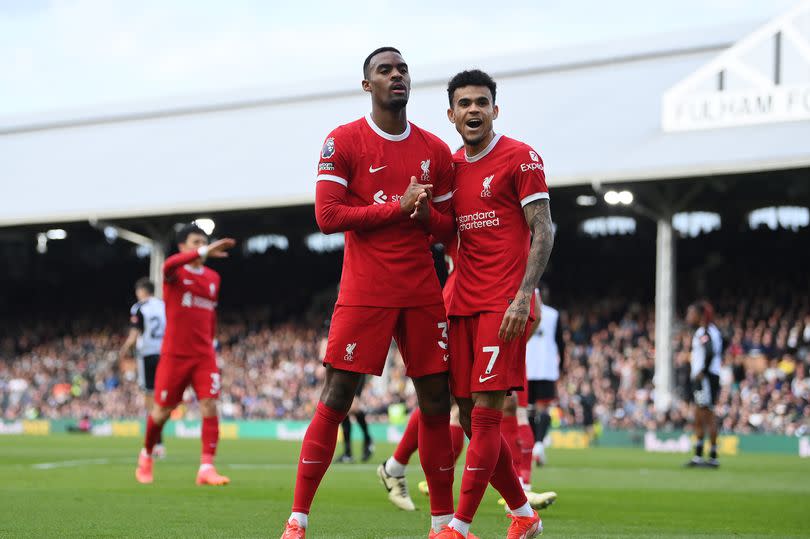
[576,195,598,206]
[604,190,621,205]
[194,218,216,235]
[604,190,634,205]
[45,229,67,240]
[36,233,48,254]
[103,226,118,243]
[135,244,152,258]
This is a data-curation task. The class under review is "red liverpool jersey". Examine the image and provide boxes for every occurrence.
[161,250,219,359]
[316,114,454,307]
[448,134,549,316]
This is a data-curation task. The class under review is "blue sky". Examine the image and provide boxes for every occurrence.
[0,0,800,115]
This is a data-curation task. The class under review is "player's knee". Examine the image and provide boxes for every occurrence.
[319,374,359,412]
[151,406,172,424]
[472,391,505,411]
[535,403,548,414]
[502,394,518,416]
[199,398,218,417]
[413,373,451,415]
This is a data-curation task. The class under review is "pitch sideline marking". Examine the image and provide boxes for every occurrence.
[32,458,110,469]
[227,463,379,471]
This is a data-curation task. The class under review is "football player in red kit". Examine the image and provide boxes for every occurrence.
[281,47,457,539]
[386,243,555,514]
[135,224,235,486]
[417,69,555,539]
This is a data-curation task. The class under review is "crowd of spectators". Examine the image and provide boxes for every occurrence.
[1,295,809,437]
[554,293,810,437]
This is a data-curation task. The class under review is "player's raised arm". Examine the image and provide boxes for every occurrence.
[163,238,235,279]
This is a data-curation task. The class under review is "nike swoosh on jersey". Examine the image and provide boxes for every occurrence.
[466,466,486,471]
[478,374,498,383]
[369,165,387,173]
[439,465,455,471]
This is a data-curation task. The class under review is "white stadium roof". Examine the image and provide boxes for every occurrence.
[2,2,810,226]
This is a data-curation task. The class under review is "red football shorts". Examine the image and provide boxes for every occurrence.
[324,304,449,378]
[153,354,220,408]
[448,313,530,398]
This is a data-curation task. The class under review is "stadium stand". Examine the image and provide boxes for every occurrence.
[3,291,807,435]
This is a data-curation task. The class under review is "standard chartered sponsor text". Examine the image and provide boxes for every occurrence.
[458,210,500,231]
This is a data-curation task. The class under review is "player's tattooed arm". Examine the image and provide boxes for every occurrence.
[498,199,554,341]
[520,198,554,295]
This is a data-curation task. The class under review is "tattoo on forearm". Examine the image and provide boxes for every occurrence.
[519,199,554,297]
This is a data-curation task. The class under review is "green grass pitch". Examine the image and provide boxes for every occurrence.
[2,435,809,538]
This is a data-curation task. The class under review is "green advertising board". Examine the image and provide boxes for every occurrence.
[1,419,807,457]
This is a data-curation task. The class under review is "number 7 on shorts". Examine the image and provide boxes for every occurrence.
[482,346,500,375]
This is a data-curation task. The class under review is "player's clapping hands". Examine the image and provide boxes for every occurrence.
[400,176,432,216]
[207,238,236,257]
[410,191,430,223]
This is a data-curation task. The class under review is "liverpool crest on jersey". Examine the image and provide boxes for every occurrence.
[420,159,431,182]
[481,175,494,197]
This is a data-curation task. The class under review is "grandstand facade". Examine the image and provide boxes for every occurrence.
[1,3,809,446]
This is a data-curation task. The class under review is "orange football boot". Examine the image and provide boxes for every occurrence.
[506,509,543,538]
[429,526,479,538]
[195,465,230,486]
[135,451,153,484]
[280,518,306,538]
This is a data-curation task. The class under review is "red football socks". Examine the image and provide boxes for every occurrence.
[418,412,455,516]
[489,435,529,511]
[518,423,534,486]
[393,408,421,465]
[201,416,219,464]
[450,424,465,463]
[292,402,347,514]
[455,406,503,523]
[501,415,521,473]
[144,415,163,455]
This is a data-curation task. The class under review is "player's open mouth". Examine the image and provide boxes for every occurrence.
[465,118,483,128]
[391,83,407,94]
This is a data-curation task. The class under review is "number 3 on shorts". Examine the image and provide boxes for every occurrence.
[437,322,448,350]
[482,346,500,375]
[209,373,221,395]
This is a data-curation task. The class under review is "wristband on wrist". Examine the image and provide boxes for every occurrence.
[197,246,209,259]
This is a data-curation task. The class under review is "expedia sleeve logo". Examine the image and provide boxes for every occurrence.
[520,150,544,172]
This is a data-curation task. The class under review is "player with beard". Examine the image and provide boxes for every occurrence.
[280,47,457,539]
[414,69,554,539]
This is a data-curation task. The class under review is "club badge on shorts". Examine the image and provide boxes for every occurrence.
[344,342,357,362]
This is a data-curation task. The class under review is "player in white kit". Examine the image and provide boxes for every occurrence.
[120,278,167,457]
[686,300,723,468]
[524,284,564,466]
